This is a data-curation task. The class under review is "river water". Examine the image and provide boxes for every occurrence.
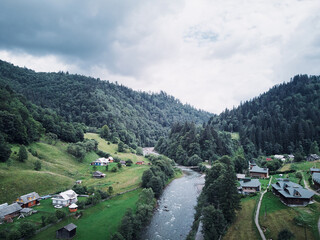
[142,166,205,240]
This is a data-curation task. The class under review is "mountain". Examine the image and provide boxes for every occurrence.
[212,74,320,157]
[0,60,212,147]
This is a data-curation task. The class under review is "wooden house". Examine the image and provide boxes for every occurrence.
[0,203,22,222]
[92,171,106,178]
[272,179,314,206]
[307,154,320,162]
[56,223,77,239]
[16,192,40,208]
[239,178,261,194]
[312,173,320,190]
[136,161,144,165]
[310,168,320,175]
[250,166,269,178]
[52,190,78,207]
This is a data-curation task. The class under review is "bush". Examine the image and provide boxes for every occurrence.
[111,167,118,172]
[18,145,28,162]
[55,209,66,219]
[34,160,42,171]
[96,150,110,158]
[46,213,58,224]
[7,230,20,240]
[117,162,122,169]
[126,159,133,166]
[19,222,36,238]
[77,201,86,209]
[278,228,294,240]
[314,195,320,203]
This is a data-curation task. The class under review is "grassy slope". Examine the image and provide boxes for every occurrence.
[259,192,319,240]
[223,195,260,240]
[0,133,150,203]
[31,189,141,240]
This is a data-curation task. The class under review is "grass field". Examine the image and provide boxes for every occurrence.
[223,195,260,240]
[31,189,142,240]
[0,133,151,203]
[259,192,319,240]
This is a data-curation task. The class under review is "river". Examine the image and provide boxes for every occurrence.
[142,166,205,240]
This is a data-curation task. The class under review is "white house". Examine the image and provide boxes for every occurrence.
[52,190,78,207]
[90,157,109,166]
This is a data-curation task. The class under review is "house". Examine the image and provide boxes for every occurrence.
[0,203,22,222]
[120,160,126,166]
[52,190,78,207]
[312,172,320,190]
[250,166,269,178]
[239,178,261,194]
[68,203,78,213]
[92,171,106,178]
[310,168,320,175]
[288,154,294,161]
[19,208,36,218]
[108,156,114,163]
[249,161,256,169]
[56,223,77,239]
[236,174,246,181]
[136,161,144,165]
[307,154,320,162]
[75,180,82,185]
[91,157,109,166]
[272,179,314,206]
[16,192,40,208]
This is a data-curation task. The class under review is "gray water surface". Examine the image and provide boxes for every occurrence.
[142,167,205,240]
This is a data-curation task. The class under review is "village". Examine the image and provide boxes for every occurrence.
[0,131,320,239]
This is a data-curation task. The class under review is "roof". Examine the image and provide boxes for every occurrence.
[236,174,245,179]
[250,166,268,174]
[313,172,320,184]
[69,203,78,209]
[60,223,77,232]
[93,171,105,176]
[239,178,261,188]
[272,179,314,199]
[53,190,77,201]
[0,203,8,211]
[274,155,284,159]
[308,154,320,159]
[310,168,320,172]
[17,192,40,204]
[20,208,33,213]
[0,203,22,218]
[93,157,109,163]
[288,154,294,158]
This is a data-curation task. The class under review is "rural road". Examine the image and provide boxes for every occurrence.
[255,176,273,240]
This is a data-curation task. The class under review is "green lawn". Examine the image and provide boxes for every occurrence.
[31,189,141,240]
[223,195,260,240]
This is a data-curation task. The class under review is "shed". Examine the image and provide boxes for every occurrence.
[56,223,77,239]
[92,171,106,178]
[69,203,78,213]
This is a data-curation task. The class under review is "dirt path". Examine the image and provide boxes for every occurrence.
[255,176,273,240]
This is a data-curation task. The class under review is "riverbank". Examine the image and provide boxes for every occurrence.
[142,166,204,240]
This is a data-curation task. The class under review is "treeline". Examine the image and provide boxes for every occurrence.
[0,85,84,162]
[155,121,239,166]
[212,75,320,158]
[187,156,240,240]
[0,60,212,147]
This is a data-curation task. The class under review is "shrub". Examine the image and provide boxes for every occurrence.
[126,159,133,166]
[34,160,42,171]
[18,145,28,162]
[46,213,58,224]
[278,228,294,240]
[55,209,66,219]
[19,222,36,238]
[111,167,118,172]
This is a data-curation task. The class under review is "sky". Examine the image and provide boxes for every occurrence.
[0,0,320,114]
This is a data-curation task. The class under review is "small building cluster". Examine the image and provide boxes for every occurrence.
[90,156,114,166]
[0,191,41,223]
[272,179,314,206]
[307,154,320,162]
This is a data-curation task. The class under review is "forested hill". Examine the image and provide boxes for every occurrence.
[0,60,212,146]
[212,75,320,157]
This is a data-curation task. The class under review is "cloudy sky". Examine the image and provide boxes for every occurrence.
[1,0,320,113]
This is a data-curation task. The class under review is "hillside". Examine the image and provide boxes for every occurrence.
[0,133,150,203]
[212,75,320,157]
[0,60,212,147]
